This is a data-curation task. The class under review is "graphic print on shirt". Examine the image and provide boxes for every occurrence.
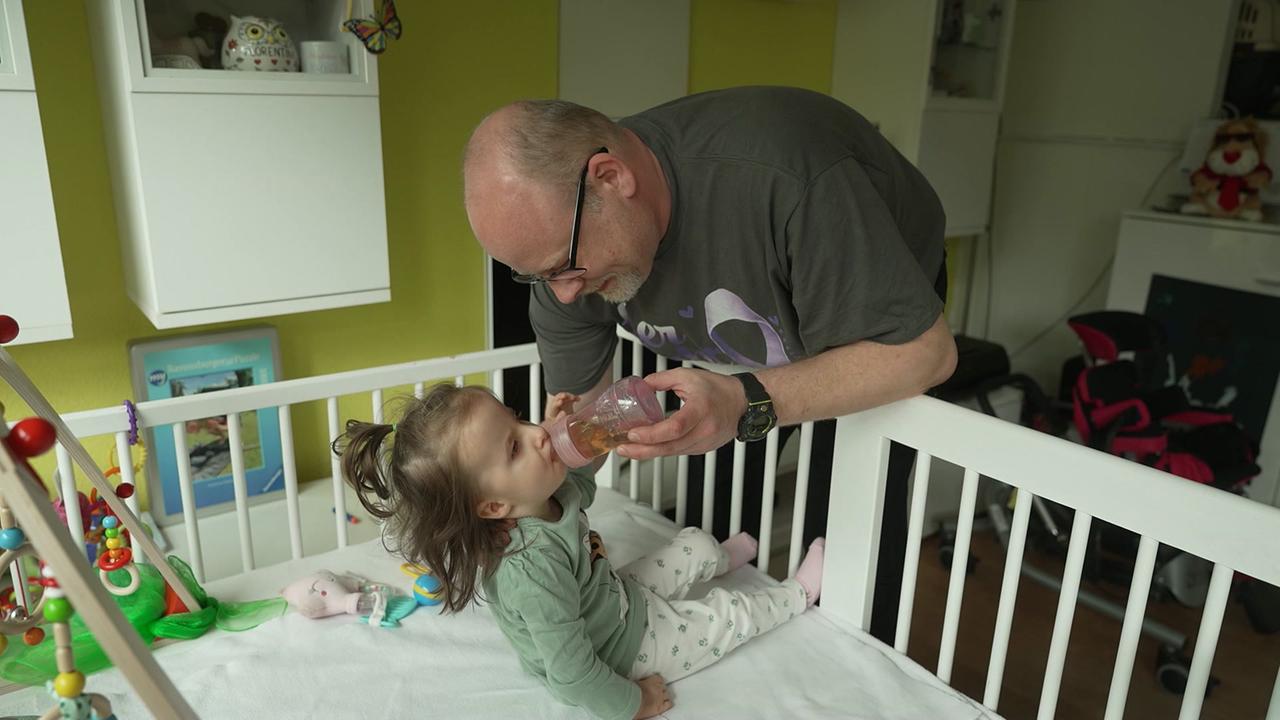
[579,510,628,621]
[619,288,792,368]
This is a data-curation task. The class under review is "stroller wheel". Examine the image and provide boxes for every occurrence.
[1155,645,1220,697]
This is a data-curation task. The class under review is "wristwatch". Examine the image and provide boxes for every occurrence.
[733,373,777,442]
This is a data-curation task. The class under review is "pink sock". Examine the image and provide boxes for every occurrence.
[793,538,825,607]
[719,532,758,573]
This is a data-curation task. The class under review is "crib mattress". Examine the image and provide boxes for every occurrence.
[0,487,1001,719]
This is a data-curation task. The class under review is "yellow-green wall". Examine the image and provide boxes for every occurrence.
[2,0,841,508]
[690,0,837,94]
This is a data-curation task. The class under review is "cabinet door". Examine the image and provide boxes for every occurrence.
[132,93,388,314]
[0,97,71,344]
[917,107,999,236]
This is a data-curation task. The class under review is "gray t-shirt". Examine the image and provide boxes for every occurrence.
[532,86,946,394]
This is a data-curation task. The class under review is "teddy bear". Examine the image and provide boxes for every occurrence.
[1181,118,1272,221]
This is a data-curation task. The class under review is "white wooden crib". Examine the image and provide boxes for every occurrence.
[1,330,1278,720]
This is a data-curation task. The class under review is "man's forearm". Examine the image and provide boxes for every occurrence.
[756,314,957,426]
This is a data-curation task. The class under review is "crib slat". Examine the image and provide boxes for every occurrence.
[675,361,690,526]
[1103,534,1159,720]
[650,356,668,512]
[172,422,204,583]
[113,431,141,520]
[113,431,144,567]
[1177,562,1234,720]
[788,422,814,576]
[631,342,642,383]
[372,389,384,424]
[454,375,464,388]
[279,405,303,560]
[629,453,640,501]
[675,454,689,525]
[54,443,82,546]
[226,412,255,573]
[984,486,1035,709]
[413,382,425,399]
[651,457,663,512]
[327,397,348,549]
[729,440,746,536]
[701,449,716,533]
[894,451,933,653]
[492,370,504,402]
[937,467,980,683]
[528,363,541,424]
[756,428,780,574]
[1036,510,1094,720]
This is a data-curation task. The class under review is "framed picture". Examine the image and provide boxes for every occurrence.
[128,327,284,526]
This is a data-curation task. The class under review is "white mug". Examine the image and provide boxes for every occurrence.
[299,41,349,74]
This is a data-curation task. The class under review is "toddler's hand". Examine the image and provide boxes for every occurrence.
[634,674,673,718]
[542,392,579,427]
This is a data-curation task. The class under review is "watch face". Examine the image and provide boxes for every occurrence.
[741,409,775,440]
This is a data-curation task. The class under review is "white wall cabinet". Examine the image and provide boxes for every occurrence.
[832,0,1015,238]
[86,0,389,329]
[0,0,73,345]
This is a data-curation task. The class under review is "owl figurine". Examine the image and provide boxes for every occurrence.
[221,15,299,72]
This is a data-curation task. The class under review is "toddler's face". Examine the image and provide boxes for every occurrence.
[461,394,566,518]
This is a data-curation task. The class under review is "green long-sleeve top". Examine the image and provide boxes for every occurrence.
[484,468,648,720]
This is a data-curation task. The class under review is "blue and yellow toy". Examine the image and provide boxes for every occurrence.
[400,563,444,606]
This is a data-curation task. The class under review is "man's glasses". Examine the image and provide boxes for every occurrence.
[510,147,609,285]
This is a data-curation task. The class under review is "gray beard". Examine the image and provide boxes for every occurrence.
[599,271,645,303]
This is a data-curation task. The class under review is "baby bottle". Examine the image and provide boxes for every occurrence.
[549,376,664,468]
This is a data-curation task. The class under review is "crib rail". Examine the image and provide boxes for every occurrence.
[826,395,1280,720]
[15,329,1280,719]
[44,344,541,584]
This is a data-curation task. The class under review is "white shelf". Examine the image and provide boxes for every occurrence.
[87,0,391,329]
[125,0,377,96]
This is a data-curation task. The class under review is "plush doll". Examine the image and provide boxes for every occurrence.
[1182,118,1272,221]
[281,570,417,627]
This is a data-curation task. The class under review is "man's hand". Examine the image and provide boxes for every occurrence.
[541,392,579,429]
[634,675,673,719]
[617,368,745,460]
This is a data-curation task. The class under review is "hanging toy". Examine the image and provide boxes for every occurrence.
[95,516,139,597]
[36,566,116,720]
[342,0,401,55]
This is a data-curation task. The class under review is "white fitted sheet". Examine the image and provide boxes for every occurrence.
[0,487,1000,719]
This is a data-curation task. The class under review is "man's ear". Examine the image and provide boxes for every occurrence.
[591,153,637,198]
[476,499,510,520]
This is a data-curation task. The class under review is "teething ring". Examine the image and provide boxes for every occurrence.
[96,548,132,573]
[99,564,140,596]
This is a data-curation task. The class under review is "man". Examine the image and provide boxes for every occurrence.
[464,86,956,642]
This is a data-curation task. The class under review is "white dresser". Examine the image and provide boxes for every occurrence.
[1109,210,1280,508]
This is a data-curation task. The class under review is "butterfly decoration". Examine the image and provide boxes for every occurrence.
[343,0,402,55]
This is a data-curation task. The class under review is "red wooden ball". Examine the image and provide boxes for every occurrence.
[0,316,16,345]
[115,482,135,499]
[6,418,56,458]
[22,627,43,646]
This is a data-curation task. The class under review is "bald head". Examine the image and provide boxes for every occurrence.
[464,100,622,202]
[463,99,671,305]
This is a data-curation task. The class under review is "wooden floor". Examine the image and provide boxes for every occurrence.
[900,530,1279,719]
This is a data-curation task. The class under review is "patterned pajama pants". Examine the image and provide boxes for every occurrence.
[622,527,807,683]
